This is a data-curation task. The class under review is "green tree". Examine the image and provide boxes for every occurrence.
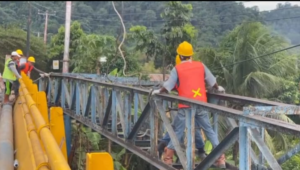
[129,1,197,69]
[218,22,297,98]
[160,1,196,66]
[72,34,116,74]
[73,34,140,75]
[48,21,85,72]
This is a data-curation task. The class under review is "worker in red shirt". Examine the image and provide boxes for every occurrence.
[19,56,35,78]
[152,41,226,168]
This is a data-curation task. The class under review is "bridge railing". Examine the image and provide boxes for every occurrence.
[39,73,300,170]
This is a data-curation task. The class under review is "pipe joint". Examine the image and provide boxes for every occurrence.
[35,162,49,170]
[37,124,50,137]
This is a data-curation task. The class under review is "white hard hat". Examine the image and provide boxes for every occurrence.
[11,51,21,57]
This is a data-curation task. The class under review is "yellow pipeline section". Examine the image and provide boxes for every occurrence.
[14,73,71,170]
[14,73,113,170]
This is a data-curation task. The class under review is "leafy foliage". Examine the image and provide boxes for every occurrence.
[48,21,85,72]
[129,1,196,68]
[218,22,297,98]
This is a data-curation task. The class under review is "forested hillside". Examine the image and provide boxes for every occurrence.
[1,1,300,46]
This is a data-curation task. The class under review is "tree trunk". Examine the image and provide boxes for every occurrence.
[96,61,100,75]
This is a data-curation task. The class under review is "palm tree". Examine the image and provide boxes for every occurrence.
[198,22,298,165]
[219,22,297,98]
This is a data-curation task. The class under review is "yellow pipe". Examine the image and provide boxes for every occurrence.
[19,93,49,170]
[19,80,71,170]
[14,98,36,170]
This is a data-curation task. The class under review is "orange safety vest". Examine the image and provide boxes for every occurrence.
[21,62,33,74]
[175,61,207,108]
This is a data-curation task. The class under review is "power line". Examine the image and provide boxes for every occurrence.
[218,44,300,69]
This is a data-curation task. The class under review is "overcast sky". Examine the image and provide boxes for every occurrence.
[242,1,300,11]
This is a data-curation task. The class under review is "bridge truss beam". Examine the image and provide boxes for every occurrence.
[39,74,300,170]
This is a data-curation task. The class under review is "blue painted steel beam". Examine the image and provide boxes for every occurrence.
[186,107,196,170]
[75,82,80,115]
[38,78,43,91]
[54,79,62,105]
[249,129,282,170]
[207,93,292,107]
[102,91,112,127]
[91,86,97,124]
[239,109,250,170]
[111,89,117,136]
[195,127,239,170]
[149,100,157,157]
[127,103,151,140]
[84,86,92,116]
[61,79,66,108]
[134,93,139,124]
[63,115,72,157]
[244,106,300,115]
[70,81,76,110]
[277,142,300,165]
[124,93,131,139]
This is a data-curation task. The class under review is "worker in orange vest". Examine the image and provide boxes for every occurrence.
[151,41,226,168]
[157,54,207,161]
[19,56,35,78]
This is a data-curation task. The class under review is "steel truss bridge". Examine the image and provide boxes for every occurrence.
[32,72,300,170]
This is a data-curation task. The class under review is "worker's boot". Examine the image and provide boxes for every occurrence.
[163,148,175,165]
[197,148,207,160]
[158,141,168,159]
[214,154,226,169]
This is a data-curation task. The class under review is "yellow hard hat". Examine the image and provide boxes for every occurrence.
[176,41,193,56]
[175,55,181,66]
[16,49,23,55]
[28,56,35,63]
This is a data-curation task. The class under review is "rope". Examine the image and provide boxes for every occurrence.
[112,1,127,76]
[32,67,52,82]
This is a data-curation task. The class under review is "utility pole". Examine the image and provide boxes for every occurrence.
[38,10,56,45]
[26,1,32,58]
[63,1,72,73]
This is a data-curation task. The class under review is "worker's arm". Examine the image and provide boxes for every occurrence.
[8,61,21,79]
[161,68,178,92]
[203,64,218,90]
[18,63,26,70]
[152,68,177,95]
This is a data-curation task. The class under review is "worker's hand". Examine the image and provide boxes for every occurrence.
[151,89,161,95]
[217,86,225,93]
[40,73,50,78]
